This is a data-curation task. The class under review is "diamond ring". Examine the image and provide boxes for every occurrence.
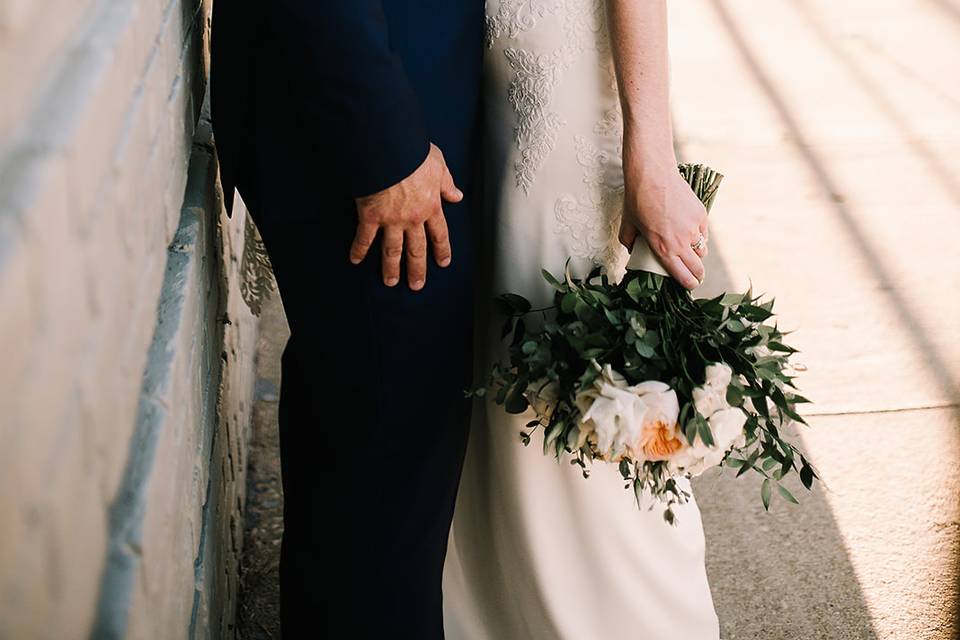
[691,233,707,253]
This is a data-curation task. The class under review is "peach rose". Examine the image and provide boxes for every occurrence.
[629,381,686,462]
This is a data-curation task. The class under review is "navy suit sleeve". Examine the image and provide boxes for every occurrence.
[269,2,431,198]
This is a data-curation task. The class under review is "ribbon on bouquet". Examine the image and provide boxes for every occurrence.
[625,235,670,277]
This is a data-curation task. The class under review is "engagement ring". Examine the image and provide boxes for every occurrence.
[691,233,707,253]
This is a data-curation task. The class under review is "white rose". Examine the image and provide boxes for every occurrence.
[673,408,747,476]
[692,385,728,419]
[693,362,734,418]
[704,362,733,390]
[707,407,748,452]
[670,363,747,476]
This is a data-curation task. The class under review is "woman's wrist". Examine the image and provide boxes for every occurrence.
[622,115,676,168]
[623,138,678,193]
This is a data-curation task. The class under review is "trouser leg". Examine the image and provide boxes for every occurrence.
[253,206,475,638]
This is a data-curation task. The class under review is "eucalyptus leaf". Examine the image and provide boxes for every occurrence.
[505,386,529,414]
[498,293,531,314]
[697,415,715,447]
[800,463,814,490]
[542,268,566,292]
[777,484,800,505]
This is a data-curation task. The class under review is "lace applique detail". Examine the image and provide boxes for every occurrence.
[492,0,622,203]
[504,48,567,194]
[554,115,628,279]
[497,0,605,193]
[557,0,606,63]
[486,0,564,48]
[594,105,624,142]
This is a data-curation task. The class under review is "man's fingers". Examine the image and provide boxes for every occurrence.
[405,225,428,291]
[619,219,638,250]
[350,222,379,264]
[440,164,463,203]
[381,226,403,287]
[425,211,452,267]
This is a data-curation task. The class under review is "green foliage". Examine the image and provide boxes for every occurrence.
[480,163,820,520]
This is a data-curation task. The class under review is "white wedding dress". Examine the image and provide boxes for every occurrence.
[442,1,720,638]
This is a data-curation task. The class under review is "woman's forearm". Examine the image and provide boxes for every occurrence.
[606,0,708,291]
[606,0,677,179]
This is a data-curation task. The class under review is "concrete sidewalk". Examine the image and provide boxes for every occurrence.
[675,1,960,638]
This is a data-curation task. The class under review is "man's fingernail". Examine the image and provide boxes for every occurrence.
[454,189,463,199]
[439,256,451,267]
[411,280,424,290]
[386,277,399,287]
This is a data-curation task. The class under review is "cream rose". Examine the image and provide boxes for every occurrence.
[692,362,733,417]
[671,363,747,476]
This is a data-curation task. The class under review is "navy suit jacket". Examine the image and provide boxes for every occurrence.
[210,1,485,219]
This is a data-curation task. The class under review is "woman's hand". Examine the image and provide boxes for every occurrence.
[619,159,709,290]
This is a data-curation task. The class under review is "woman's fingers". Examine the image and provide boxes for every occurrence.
[691,231,708,258]
[619,218,638,250]
[678,246,705,288]
[695,219,709,257]
[381,226,404,287]
[662,254,698,290]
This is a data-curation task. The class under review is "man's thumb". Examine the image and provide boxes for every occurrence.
[440,165,463,203]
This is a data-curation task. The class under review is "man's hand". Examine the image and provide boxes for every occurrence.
[619,162,709,290]
[350,143,462,291]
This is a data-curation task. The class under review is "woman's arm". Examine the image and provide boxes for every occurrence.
[606,0,708,289]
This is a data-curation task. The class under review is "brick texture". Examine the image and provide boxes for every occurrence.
[0,1,259,637]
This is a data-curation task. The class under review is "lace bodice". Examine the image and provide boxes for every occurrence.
[485,0,629,279]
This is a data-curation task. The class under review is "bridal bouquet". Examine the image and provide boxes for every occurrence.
[480,164,817,523]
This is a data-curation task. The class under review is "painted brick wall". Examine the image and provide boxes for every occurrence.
[0,1,260,637]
